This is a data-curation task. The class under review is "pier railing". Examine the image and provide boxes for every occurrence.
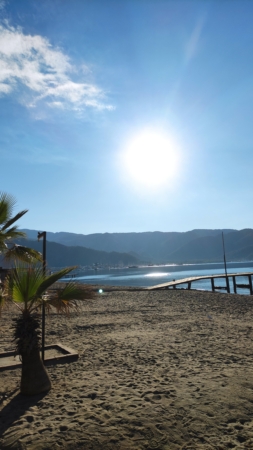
[147,272,253,294]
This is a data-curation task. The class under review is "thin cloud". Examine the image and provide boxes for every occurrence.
[185,15,206,64]
[0,23,113,113]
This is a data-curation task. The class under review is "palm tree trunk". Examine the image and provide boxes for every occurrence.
[20,348,52,395]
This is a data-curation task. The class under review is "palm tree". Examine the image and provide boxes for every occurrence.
[0,192,41,264]
[1,264,95,395]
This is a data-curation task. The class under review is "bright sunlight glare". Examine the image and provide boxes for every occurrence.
[122,130,180,189]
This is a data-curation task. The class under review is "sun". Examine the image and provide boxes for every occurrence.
[122,130,180,189]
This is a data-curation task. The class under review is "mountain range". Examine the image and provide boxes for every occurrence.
[18,228,253,267]
[14,237,138,268]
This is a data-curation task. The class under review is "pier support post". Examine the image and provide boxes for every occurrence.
[225,276,230,294]
[248,275,253,295]
[187,282,191,290]
[211,278,215,292]
[232,276,237,294]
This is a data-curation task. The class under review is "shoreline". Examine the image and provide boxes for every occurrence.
[61,262,253,295]
[1,289,253,449]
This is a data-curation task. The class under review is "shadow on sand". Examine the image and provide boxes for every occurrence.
[0,388,48,438]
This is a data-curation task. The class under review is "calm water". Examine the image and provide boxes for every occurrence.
[65,261,253,294]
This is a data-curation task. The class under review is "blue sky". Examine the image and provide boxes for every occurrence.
[1,0,253,234]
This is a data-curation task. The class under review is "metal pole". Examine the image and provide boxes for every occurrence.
[222,232,230,293]
[38,231,46,362]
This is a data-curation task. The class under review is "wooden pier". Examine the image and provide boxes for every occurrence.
[146,272,253,295]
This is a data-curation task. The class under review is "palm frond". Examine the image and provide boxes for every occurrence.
[55,282,94,301]
[1,210,28,231]
[4,245,42,263]
[46,282,95,312]
[0,193,38,264]
[0,192,16,225]
[36,267,78,296]
[44,295,79,314]
[6,263,96,316]
[45,282,95,314]
[1,226,26,241]
[5,265,44,310]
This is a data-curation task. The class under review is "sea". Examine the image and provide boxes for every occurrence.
[64,261,253,295]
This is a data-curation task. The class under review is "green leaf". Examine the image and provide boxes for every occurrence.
[9,265,43,306]
[4,263,96,316]
[36,266,77,296]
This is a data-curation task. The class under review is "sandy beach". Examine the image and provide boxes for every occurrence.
[1,288,253,449]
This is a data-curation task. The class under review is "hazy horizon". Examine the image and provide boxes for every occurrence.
[21,227,239,236]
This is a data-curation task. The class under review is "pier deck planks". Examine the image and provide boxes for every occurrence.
[147,272,253,294]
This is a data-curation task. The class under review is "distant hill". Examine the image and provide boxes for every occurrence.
[22,229,234,258]
[167,229,253,263]
[14,238,139,268]
[18,228,253,264]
